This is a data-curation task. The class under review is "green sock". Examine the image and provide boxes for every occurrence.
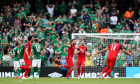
[13,69,16,77]
[17,69,21,77]
[37,68,40,76]
[30,68,34,76]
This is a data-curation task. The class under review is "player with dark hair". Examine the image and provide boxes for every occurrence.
[96,39,131,79]
[11,42,20,78]
[62,39,77,79]
[17,40,25,78]
[76,40,88,79]
[19,36,33,79]
[29,39,43,79]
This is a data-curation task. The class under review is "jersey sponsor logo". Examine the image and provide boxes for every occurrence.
[48,72,62,78]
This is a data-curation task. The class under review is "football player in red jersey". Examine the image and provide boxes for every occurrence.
[96,39,131,79]
[62,39,77,79]
[19,36,33,79]
[76,40,87,79]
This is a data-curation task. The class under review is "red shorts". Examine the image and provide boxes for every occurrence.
[77,60,85,67]
[24,58,31,66]
[107,57,116,67]
[66,57,74,67]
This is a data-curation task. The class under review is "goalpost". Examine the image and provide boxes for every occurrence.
[71,33,140,78]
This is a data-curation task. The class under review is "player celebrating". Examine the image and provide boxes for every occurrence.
[11,42,20,78]
[17,40,25,78]
[76,40,87,79]
[19,36,33,79]
[62,39,77,79]
[96,39,131,79]
[29,39,43,79]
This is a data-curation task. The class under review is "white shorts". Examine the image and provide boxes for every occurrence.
[19,59,25,66]
[32,59,41,67]
[3,55,11,63]
[13,61,20,68]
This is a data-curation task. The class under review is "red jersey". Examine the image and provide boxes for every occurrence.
[67,44,75,58]
[108,43,123,59]
[23,41,32,59]
[77,45,87,61]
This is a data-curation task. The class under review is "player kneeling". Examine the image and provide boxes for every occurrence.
[29,39,44,79]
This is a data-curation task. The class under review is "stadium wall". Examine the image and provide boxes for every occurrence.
[0,66,140,78]
[0,67,63,78]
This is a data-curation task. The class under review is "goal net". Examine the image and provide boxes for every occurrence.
[71,33,140,78]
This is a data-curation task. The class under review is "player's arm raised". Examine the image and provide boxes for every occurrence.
[67,43,72,48]
[122,49,131,56]
[85,47,89,55]
[76,47,81,54]
[96,47,109,54]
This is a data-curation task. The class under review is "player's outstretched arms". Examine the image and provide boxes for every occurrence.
[96,47,109,54]
[122,49,131,56]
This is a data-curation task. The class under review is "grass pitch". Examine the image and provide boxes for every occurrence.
[0,78,140,84]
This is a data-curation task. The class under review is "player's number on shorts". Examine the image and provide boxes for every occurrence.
[35,45,41,52]
[111,45,116,51]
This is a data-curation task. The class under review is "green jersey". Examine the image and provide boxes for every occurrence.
[32,44,43,59]
[12,47,19,61]
[130,40,137,50]
[41,55,47,64]
[0,50,3,61]
[59,4,67,14]
[18,44,25,59]
[125,30,133,33]
[116,25,123,29]
[120,30,125,33]
[91,24,97,33]
[117,53,126,66]
[133,57,139,67]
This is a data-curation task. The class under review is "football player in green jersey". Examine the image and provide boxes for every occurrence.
[0,47,2,66]
[11,42,20,78]
[17,40,25,78]
[29,39,44,78]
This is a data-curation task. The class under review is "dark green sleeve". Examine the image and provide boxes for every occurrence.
[40,45,43,51]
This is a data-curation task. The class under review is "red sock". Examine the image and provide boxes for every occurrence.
[81,66,84,76]
[63,65,70,69]
[20,66,29,70]
[77,66,80,76]
[24,69,30,77]
[66,69,72,78]
[104,69,112,77]
[102,67,109,73]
